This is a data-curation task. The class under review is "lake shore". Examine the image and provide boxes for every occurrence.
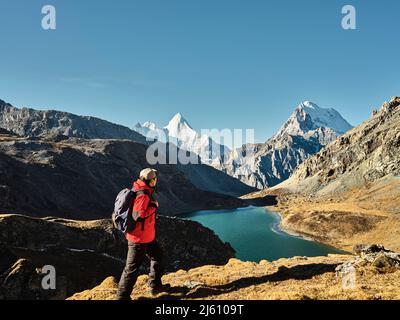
[269,209,351,254]
[264,193,400,253]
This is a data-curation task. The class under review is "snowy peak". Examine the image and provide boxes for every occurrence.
[132,113,231,164]
[163,113,200,146]
[164,113,194,137]
[274,101,353,143]
[297,101,352,134]
[142,121,158,130]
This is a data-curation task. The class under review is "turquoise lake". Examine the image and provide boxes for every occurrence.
[182,206,346,262]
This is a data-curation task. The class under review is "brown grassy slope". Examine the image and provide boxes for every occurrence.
[68,255,400,300]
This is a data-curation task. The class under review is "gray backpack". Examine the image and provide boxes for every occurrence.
[111,188,150,234]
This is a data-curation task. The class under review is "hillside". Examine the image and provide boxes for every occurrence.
[68,245,400,300]
[0,214,234,299]
[0,99,147,143]
[0,132,246,219]
[246,97,400,252]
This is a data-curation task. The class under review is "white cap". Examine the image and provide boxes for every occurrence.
[139,168,158,180]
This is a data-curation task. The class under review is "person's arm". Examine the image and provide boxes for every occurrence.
[133,193,156,218]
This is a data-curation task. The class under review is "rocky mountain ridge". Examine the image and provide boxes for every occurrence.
[216,101,352,188]
[0,99,146,143]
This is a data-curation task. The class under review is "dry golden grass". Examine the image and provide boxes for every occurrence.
[67,255,400,300]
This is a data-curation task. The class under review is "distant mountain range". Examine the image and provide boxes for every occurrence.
[0,99,255,220]
[134,101,353,189]
[0,98,353,197]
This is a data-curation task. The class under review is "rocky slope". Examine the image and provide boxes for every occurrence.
[0,214,235,300]
[0,132,248,219]
[219,135,323,189]
[176,162,256,197]
[216,101,353,189]
[247,96,400,252]
[0,99,147,143]
[68,245,400,300]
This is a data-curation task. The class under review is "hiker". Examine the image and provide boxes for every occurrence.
[116,168,170,300]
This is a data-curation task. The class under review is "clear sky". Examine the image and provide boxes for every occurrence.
[0,0,399,143]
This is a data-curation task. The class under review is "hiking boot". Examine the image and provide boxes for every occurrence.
[148,283,171,296]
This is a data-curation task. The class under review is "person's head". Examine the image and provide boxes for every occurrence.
[139,168,158,188]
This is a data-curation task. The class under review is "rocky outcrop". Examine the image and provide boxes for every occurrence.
[0,133,246,219]
[0,99,146,143]
[336,244,400,275]
[0,259,66,300]
[0,214,235,300]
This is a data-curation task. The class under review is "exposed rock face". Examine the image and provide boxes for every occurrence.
[0,214,235,300]
[0,99,146,143]
[218,135,323,189]
[0,134,246,219]
[216,101,352,189]
[278,97,400,196]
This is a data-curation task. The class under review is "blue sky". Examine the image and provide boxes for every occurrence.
[0,0,399,143]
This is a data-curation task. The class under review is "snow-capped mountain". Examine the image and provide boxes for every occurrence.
[273,101,353,144]
[133,113,231,165]
[216,101,353,189]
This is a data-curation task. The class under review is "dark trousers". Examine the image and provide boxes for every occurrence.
[116,240,164,300]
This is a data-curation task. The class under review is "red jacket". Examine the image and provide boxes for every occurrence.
[126,179,157,244]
